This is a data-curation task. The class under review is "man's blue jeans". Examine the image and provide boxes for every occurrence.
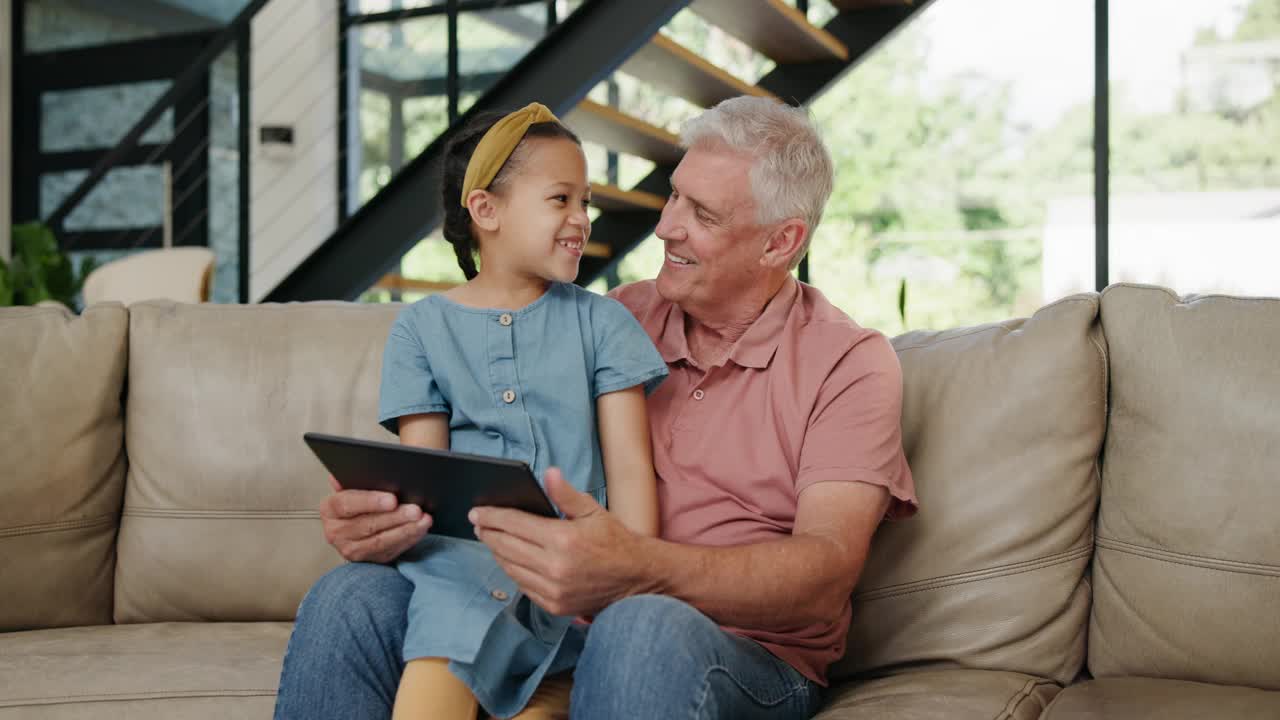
[274,563,823,719]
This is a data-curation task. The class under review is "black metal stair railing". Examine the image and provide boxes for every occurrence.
[263,0,691,303]
[28,0,934,306]
[266,0,935,301]
[29,0,395,304]
[41,0,266,235]
[32,0,274,303]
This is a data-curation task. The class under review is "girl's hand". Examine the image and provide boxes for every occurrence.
[319,475,433,563]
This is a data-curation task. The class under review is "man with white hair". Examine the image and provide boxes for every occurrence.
[275,96,917,719]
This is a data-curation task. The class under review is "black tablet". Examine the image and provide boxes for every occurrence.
[303,432,558,540]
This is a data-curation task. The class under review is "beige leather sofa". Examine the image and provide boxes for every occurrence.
[1,283,1277,719]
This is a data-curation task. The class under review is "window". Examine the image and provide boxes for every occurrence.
[810,0,1094,333]
[1096,0,1280,297]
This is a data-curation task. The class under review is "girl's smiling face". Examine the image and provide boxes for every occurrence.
[481,136,592,285]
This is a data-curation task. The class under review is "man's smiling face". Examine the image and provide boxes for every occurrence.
[653,142,771,316]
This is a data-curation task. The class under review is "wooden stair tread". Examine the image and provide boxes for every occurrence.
[583,241,611,258]
[374,275,459,293]
[690,0,848,64]
[620,33,774,108]
[566,100,684,167]
[590,182,666,212]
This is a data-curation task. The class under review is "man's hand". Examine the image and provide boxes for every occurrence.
[470,468,653,617]
[319,475,432,563]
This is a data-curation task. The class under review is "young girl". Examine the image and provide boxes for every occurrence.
[377,103,667,720]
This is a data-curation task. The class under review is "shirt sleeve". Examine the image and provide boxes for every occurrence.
[796,331,918,519]
[591,295,669,399]
[377,310,450,435]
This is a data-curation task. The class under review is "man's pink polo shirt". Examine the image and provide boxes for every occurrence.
[609,278,917,686]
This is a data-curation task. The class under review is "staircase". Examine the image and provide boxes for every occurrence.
[264,0,932,302]
[28,0,930,304]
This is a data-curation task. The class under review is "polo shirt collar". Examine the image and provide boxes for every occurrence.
[655,277,799,370]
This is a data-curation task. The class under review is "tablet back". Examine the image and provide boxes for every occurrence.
[304,432,557,540]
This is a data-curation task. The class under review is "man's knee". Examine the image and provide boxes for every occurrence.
[276,564,412,718]
[573,595,724,716]
[584,594,715,663]
[296,562,411,630]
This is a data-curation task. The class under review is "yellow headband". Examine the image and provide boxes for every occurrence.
[460,102,561,207]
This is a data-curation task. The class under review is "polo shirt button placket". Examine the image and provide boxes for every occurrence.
[692,388,705,401]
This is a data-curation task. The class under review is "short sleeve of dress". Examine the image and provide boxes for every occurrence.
[590,295,669,398]
[378,310,450,434]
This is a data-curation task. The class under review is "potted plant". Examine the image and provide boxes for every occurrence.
[0,223,98,310]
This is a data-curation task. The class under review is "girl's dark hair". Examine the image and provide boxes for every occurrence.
[441,110,581,279]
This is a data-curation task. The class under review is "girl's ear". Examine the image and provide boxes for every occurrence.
[466,189,502,232]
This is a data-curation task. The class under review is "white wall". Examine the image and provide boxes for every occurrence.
[1,0,12,261]
[248,0,338,300]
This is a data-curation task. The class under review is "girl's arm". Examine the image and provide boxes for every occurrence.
[398,413,450,450]
[597,386,659,537]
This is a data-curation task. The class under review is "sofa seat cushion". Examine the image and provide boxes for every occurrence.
[1040,677,1280,719]
[0,622,289,719]
[815,669,1060,720]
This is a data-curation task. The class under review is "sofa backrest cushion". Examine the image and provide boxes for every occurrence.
[1090,283,1280,690]
[114,301,400,622]
[0,304,128,630]
[832,294,1107,686]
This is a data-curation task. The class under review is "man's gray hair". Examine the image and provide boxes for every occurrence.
[680,96,834,269]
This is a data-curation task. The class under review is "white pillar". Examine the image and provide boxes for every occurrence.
[248,0,339,300]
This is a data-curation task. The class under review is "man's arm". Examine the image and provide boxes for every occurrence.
[644,479,889,630]
[471,471,888,631]
[474,331,908,629]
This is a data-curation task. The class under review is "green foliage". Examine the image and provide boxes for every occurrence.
[897,278,907,326]
[0,256,11,307]
[0,223,99,309]
[1233,0,1280,42]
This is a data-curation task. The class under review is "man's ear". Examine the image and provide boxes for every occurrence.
[466,189,502,232]
[761,219,808,269]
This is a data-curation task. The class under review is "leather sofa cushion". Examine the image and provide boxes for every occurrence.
[1091,284,1280,690]
[1040,677,1280,719]
[115,301,400,622]
[833,295,1107,686]
[816,669,1059,720]
[0,622,288,719]
[0,304,128,631]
